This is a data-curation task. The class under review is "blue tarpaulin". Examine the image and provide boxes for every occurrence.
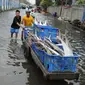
[82,8,85,22]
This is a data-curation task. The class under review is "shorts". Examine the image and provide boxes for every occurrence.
[10,28,19,33]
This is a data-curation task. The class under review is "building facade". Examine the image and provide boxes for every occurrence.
[0,0,20,11]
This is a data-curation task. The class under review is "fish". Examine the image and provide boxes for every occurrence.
[44,39,64,56]
[28,33,60,55]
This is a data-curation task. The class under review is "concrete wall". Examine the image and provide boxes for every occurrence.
[48,6,85,21]
[0,0,20,11]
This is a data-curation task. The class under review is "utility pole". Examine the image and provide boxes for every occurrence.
[60,0,64,16]
[60,0,67,16]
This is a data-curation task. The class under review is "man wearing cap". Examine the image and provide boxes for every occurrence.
[21,10,34,40]
[22,10,34,27]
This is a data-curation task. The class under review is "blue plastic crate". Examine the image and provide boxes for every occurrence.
[32,43,45,64]
[31,43,79,72]
[45,54,62,72]
[60,56,79,72]
[46,55,79,72]
[34,25,59,41]
[23,27,33,39]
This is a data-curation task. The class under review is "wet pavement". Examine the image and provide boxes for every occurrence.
[0,9,84,85]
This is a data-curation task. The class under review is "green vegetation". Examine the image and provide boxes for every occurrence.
[52,0,72,6]
[39,0,85,7]
[40,0,53,9]
[76,0,85,4]
[55,0,61,6]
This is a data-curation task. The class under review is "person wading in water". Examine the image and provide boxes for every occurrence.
[10,10,21,39]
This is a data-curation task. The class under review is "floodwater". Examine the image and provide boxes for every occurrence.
[0,9,84,85]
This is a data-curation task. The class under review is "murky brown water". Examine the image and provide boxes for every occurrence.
[0,9,84,85]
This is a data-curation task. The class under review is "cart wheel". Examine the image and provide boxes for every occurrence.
[24,47,28,58]
[74,78,79,82]
[28,47,31,56]
[43,74,48,80]
[74,75,79,82]
[21,30,24,41]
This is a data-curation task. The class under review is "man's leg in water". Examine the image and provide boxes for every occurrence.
[15,29,19,39]
[10,28,15,38]
[11,33,14,38]
[15,33,18,39]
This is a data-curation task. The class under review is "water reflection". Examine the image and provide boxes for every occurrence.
[22,59,70,85]
[7,39,29,85]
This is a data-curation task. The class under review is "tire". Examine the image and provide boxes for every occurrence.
[43,74,49,80]
[28,47,31,56]
[21,31,24,41]
[25,47,32,60]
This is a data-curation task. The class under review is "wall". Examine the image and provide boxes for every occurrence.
[9,0,19,9]
[0,0,20,11]
[48,6,85,21]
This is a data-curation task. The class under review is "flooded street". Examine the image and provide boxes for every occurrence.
[0,9,84,85]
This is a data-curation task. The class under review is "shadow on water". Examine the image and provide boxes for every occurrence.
[8,39,20,60]
[22,58,68,85]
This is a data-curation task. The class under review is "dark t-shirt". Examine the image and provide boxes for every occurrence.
[11,16,21,29]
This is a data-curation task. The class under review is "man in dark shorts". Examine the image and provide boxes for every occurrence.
[10,10,21,39]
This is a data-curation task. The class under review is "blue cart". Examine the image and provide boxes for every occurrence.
[22,24,79,80]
